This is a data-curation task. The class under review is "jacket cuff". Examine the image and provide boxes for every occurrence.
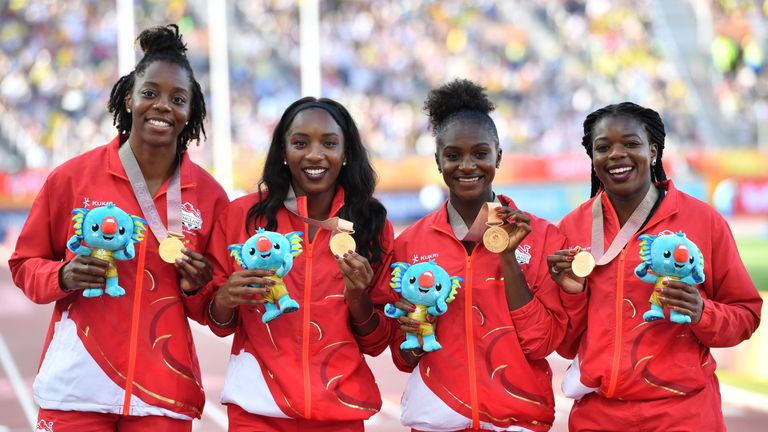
[509,295,538,320]
[691,298,715,332]
[560,288,588,309]
[52,261,73,301]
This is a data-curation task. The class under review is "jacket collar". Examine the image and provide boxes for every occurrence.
[293,184,346,219]
[106,136,197,192]
[429,194,517,237]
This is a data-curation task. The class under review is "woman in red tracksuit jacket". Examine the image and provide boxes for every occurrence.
[547,102,762,431]
[204,96,396,431]
[389,79,568,431]
[8,26,228,431]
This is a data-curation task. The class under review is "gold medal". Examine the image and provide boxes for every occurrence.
[329,232,356,256]
[483,225,511,253]
[572,250,596,277]
[159,234,185,263]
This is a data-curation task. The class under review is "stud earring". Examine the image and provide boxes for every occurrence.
[652,159,657,166]
[185,121,188,126]
[342,160,347,166]
[283,160,287,165]
[127,108,131,113]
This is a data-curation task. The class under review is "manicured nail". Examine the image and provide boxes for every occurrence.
[662,280,669,286]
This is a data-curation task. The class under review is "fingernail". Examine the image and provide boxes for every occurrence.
[410,306,416,312]
[181,247,189,253]
[566,256,574,261]
[655,287,662,293]
[658,296,666,302]
[662,280,669,286]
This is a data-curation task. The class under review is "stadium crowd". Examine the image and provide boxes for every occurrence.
[0,0,766,173]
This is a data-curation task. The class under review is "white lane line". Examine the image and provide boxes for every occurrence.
[721,383,768,413]
[0,332,36,428]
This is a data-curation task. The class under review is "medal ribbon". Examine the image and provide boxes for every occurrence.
[118,143,182,244]
[448,197,501,242]
[283,187,354,234]
[591,185,659,265]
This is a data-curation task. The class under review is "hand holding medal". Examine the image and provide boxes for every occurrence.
[482,203,532,253]
[546,247,589,294]
[329,219,357,257]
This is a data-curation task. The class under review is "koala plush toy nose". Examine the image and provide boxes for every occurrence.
[674,243,689,263]
[101,216,118,235]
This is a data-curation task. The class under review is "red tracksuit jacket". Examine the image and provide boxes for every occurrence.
[557,180,762,402]
[390,195,568,431]
[8,137,228,419]
[204,186,397,422]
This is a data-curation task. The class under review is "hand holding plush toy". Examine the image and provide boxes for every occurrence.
[634,231,705,324]
[229,229,303,323]
[67,203,147,298]
[384,261,462,352]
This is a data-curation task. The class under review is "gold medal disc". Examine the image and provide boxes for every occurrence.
[572,251,596,277]
[483,226,510,253]
[329,232,356,256]
[159,235,185,263]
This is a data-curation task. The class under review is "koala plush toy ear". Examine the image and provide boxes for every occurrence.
[228,244,246,269]
[389,262,410,293]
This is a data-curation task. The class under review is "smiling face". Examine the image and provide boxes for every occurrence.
[399,262,453,306]
[242,231,292,271]
[284,108,345,197]
[648,233,701,278]
[125,60,192,149]
[436,120,500,204]
[82,206,134,250]
[591,115,658,202]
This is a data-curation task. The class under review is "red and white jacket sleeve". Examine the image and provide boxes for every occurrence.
[353,220,397,356]
[690,214,762,347]
[202,206,239,337]
[8,174,72,305]
[179,188,230,324]
[508,221,569,360]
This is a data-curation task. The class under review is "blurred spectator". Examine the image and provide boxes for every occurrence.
[1,0,765,178]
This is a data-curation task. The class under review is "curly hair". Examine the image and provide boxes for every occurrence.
[107,24,206,154]
[581,102,668,197]
[423,78,498,147]
[245,97,388,264]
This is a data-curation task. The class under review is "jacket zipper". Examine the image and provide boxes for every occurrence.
[122,237,148,414]
[605,248,626,398]
[465,255,480,429]
[299,198,313,419]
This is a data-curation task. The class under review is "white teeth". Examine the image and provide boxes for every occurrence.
[304,168,326,176]
[148,119,171,127]
[458,177,480,182]
[609,167,632,175]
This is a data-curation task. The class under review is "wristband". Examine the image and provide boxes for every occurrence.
[208,300,236,328]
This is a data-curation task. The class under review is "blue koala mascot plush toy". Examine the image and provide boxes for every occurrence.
[229,228,303,323]
[634,231,705,324]
[67,203,147,298]
[384,261,463,352]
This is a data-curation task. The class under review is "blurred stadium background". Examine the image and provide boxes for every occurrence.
[1,0,767,431]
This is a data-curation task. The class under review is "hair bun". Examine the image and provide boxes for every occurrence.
[424,79,495,132]
[137,24,187,57]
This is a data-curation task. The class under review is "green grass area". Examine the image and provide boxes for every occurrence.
[736,238,768,292]
[716,369,768,395]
